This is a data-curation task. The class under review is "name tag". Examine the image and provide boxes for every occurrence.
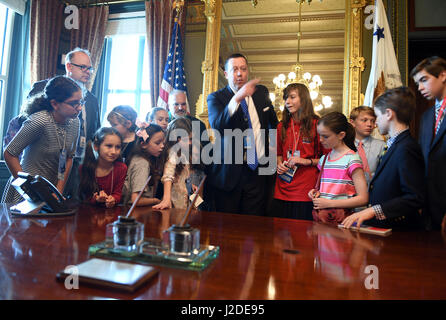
[278,150,300,183]
[79,136,86,148]
[58,149,67,181]
[244,136,253,149]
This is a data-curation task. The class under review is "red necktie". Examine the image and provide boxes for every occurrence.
[357,141,370,175]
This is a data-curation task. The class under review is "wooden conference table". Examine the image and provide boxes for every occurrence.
[0,203,445,300]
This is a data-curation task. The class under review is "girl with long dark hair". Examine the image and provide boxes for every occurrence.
[2,76,82,204]
[79,127,127,208]
[273,83,327,220]
[153,117,205,210]
[122,123,165,206]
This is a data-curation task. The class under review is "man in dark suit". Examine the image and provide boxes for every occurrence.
[28,48,101,200]
[411,56,446,230]
[342,87,425,230]
[207,53,278,216]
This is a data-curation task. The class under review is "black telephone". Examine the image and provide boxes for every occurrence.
[9,172,78,216]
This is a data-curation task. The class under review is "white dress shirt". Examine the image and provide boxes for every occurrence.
[227,91,265,159]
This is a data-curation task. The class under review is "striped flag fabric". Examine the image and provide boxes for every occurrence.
[363,0,402,107]
[157,21,189,111]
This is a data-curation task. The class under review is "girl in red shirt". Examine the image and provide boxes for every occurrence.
[79,127,127,208]
[273,83,326,220]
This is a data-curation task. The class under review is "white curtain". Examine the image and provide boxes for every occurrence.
[105,11,146,37]
[0,0,26,15]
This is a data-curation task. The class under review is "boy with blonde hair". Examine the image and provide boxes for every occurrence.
[349,106,386,184]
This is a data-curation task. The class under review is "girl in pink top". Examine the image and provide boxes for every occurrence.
[308,112,368,210]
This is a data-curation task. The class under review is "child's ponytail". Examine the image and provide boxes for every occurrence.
[344,122,357,152]
[318,112,357,152]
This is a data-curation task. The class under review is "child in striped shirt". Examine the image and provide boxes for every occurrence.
[308,112,368,211]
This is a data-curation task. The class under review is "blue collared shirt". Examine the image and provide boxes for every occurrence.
[386,128,408,150]
[435,98,445,134]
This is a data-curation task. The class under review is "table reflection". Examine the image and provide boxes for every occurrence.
[1,203,445,299]
[309,224,383,285]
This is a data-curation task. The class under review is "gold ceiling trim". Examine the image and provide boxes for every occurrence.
[221,31,345,42]
[197,0,363,121]
[222,13,345,25]
[248,59,344,66]
[186,2,207,25]
[238,47,344,55]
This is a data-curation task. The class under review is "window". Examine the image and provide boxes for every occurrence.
[0,3,13,142]
[100,34,150,125]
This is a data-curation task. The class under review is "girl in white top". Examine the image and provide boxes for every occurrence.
[153,117,204,210]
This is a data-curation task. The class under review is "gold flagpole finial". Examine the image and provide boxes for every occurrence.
[174,0,185,23]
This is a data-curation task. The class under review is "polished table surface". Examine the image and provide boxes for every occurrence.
[0,203,446,300]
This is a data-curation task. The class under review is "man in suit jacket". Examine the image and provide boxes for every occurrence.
[28,48,101,200]
[411,56,446,230]
[207,53,278,216]
[342,87,425,230]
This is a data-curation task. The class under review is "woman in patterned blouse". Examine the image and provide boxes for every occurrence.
[2,76,81,204]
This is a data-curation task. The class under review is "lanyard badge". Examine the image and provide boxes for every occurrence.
[278,150,300,183]
[278,121,302,183]
[58,149,67,181]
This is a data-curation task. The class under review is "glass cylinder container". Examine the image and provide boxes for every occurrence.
[111,216,144,252]
[162,224,200,256]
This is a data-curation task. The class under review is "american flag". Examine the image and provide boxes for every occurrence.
[157,21,189,111]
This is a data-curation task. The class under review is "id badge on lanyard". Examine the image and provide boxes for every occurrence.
[278,150,300,183]
[58,149,67,181]
[243,135,253,149]
[278,121,301,183]
[79,136,86,149]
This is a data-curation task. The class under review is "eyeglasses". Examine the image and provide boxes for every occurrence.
[63,99,86,109]
[70,62,94,73]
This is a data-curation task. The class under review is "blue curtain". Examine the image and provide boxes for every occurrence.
[2,0,30,152]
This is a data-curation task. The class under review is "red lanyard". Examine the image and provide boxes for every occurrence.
[290,119,301,157]
[434,98,446,135]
